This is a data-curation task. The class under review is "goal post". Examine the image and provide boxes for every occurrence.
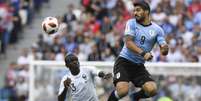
[29,60,201,101]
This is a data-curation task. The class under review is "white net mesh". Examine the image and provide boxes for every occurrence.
[32,65,66,101]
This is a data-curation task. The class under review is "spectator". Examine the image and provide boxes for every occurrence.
[88,44,101,61]
[0,80,17,101]
[186,78,201,101]
[62,4,77,32]
[152,6,167,25]
[17,48,29,67]
[187,0,201,18]
[157,86,173,101]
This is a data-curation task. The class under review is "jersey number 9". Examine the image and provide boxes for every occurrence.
[140,36,146,45]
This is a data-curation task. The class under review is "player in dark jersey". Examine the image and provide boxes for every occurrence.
[107,1,169,101]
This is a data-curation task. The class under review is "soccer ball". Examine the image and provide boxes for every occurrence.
[42,16,59,35]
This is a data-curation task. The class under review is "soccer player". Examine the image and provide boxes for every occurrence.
[107,1,169,101]
[58,53,112,101]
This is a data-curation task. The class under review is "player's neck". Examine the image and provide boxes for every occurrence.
[138,17,152,27]
[72,72,80,76]
[71,69,80,76]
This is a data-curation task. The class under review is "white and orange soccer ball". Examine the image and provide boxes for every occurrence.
[42,16,59,35]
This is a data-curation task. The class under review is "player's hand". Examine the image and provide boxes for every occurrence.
[63,77,71,88]
[98,71,112,79]
[160,44,169,56]
[103,73,113,79]
[144,52,153,61]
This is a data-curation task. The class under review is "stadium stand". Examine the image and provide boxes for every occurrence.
[1,0,201,101]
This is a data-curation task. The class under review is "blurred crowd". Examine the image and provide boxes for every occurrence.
[1,0,201,101]
[97,75,201,101]
[24,0,201,63]
[153,75,201,101]
[0,0,50,101]
[0,0,49,58]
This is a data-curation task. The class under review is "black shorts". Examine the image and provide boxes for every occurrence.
[113,57,154,87]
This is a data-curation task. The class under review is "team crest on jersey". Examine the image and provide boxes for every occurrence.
[82,74,87,83]
[82,74,87,80]
[116,72,120,79]
[149,30,156,37]
[70,83,76,91]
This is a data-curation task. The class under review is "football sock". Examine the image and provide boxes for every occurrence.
[108,90,119,101]
[131,90,150,100]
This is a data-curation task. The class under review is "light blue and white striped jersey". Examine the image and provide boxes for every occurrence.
[120,18,167,64]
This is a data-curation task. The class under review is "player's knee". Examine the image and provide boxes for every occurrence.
[116,82,129,98]
[142,81,157,97]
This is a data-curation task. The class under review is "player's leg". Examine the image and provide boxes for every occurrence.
[108,81,129,101]
[107,57,130,101]
[130,64,157,101]
[142,81,157,96]
[131,81,157,101]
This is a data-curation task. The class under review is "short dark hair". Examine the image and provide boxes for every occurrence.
[133,1,150,13]
[65,53,77,64]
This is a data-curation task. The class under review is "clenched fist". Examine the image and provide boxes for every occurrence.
[160,44,169,56]
[63,77,71,88]
[143,52,153,61]
[98,71,113,79]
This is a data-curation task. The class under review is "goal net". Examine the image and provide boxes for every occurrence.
[29,60,201,101]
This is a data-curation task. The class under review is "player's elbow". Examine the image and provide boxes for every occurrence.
[124,35,135,50]
[125,40,133,49]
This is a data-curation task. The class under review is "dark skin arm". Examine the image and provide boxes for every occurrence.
[58,88,67,101]
[58,78,71,101]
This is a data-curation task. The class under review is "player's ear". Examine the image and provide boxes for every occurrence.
[145,10,149,15]
[65,63,69,68]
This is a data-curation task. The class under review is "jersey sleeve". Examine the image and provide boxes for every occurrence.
[124,19,135,37]
[157,27,167,45]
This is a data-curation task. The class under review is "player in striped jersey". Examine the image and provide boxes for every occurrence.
[107,1,169,101]
[58,53,112,101]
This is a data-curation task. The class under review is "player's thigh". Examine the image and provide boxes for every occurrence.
[113,57,130,86]
[113,57,130,97]
[130,64,155,87]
